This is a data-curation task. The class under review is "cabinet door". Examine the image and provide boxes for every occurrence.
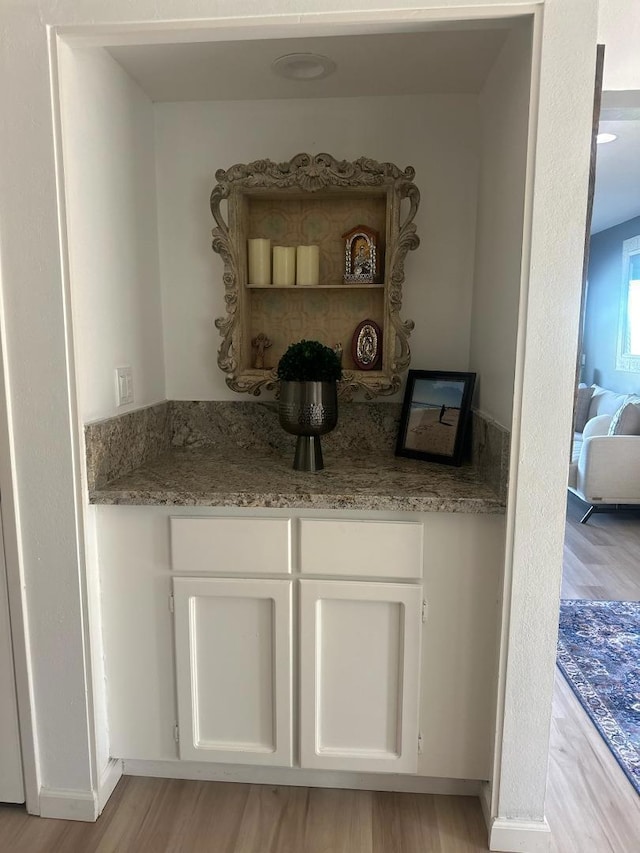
[300,580,421,774]
[173,577,292,766]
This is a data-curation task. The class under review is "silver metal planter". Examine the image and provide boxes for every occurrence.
[278,381,338,471]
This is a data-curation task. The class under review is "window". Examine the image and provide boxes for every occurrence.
[616,235,640,372]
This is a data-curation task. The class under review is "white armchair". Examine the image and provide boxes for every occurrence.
[569,388,640,523]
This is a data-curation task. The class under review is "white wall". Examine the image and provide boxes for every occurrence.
[493,0,597,834]
[469,22,532,429]
[598,0,640,91]
[57,42,167,795]
[155,95,479,400]
[0,3,95,804]
[59,45,165,422]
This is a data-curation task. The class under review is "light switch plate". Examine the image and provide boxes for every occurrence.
[115,366,134,406]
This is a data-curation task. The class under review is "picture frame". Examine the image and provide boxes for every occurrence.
[395,370,476,466]
[342,224,379,284]
[351,319,382,370]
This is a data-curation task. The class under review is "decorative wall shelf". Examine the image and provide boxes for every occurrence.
[210,153,420,399]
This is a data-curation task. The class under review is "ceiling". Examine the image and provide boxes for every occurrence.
[105,28,639,236]
[106,28,510,102]
[592,118,640,233]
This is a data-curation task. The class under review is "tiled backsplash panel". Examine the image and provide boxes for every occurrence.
[472,410,510,504]
[170,400,401,457]
[85,403,171,490]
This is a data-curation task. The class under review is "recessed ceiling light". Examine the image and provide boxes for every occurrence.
[272,53,337,81]
[596,132,618,144]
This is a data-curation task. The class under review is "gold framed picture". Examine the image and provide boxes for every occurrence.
[342,224,379,284]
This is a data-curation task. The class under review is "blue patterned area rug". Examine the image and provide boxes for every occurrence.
[557,600,640,795]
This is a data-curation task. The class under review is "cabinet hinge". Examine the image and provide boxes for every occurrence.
[169,593,175,614]
[418,732,424,754]
[173,723,179,743]
[421,599,428,623]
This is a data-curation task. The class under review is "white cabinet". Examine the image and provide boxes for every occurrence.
[100,508,502,781]
[173,575,422,775]
[171,517,424,774]
[173,577,293,766]
[299,580,422,774]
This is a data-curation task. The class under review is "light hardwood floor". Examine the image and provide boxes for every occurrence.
[546,494,640,853]
[561,496,640,601]
[0,783,489,853]
[1,494,638,853]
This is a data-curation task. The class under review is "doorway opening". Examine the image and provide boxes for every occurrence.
[550,82,640,847]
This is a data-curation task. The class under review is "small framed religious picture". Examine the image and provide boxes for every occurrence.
[342,225,379,284]
[351,319,382,370]
[396,370,476,466]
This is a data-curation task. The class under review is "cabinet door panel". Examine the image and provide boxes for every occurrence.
[300,580,421,774]
[173,577,292,766]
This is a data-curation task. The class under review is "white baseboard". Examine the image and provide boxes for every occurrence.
[39,786,98,822]
[38,759,123,822]
[122,759,481,797]
[98,758,123,814]
[489,817,551,852]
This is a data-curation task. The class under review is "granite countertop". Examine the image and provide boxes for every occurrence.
[88,445,505,513]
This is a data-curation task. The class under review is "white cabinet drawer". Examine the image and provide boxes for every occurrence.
[171,517,292,574]
[299,519,423,579]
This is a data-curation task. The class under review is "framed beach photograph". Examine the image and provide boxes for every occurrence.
[396,370,476,466]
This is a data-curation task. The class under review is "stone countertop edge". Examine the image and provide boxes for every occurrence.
[88,487,504,513]
[87,450,505,513]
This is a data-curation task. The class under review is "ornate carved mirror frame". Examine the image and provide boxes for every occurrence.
[210,153,420,399]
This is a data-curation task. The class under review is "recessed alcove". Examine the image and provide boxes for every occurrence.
[54,14,534,796]
[57,18,532,426]
[0,0,606,836]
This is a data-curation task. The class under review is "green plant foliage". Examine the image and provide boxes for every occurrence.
[277,340,342,382]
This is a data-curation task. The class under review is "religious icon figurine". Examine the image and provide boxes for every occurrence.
[252,332,272,370]
[342,225,379,284]
[351,319,382,370]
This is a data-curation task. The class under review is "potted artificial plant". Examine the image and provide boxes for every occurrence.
[277,340,342,471]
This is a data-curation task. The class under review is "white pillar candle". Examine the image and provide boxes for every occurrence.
[272,246,296,286]
[247,238,271,285]
[296,245,320,286]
